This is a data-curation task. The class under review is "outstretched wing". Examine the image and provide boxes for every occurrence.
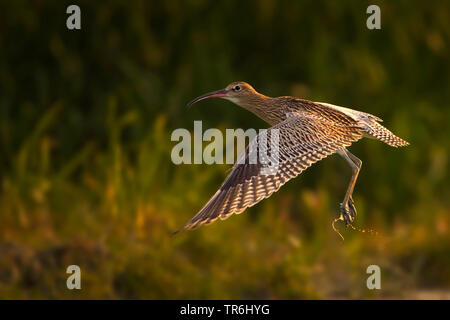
[176,112,363,233]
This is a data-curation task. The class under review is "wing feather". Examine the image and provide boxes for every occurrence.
[176,113,363,232]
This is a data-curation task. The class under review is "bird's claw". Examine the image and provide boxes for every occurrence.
[339,197,357,226]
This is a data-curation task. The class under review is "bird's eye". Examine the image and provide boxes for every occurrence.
[233,85,241,91]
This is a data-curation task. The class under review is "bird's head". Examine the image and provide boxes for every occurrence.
[186,82,258,108]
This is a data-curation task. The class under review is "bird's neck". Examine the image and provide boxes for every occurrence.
[233,94,283,125]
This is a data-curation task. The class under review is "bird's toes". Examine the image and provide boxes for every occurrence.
[339,199,357,226]
[348,197,357,220]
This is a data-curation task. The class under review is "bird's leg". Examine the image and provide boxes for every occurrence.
[336,149,362,226]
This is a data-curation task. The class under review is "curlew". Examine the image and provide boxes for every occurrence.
[176,82,409,237]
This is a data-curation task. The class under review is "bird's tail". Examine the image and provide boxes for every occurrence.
[362,121,409,147]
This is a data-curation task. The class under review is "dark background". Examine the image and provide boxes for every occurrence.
[0,1,449,298]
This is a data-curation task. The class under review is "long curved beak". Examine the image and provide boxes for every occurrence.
[186,89,228,108]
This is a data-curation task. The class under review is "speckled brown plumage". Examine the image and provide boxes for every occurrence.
[176,82,409,234]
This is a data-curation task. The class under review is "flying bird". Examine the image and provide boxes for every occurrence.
[175,82,409,236]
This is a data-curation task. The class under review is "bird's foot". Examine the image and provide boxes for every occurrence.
[332,197,357,240]
[333,198,379,239]
[339,196,357,226]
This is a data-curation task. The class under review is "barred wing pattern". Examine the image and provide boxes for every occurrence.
[361,120,409,147]
[313,101,409,147]
[177,113,364,232]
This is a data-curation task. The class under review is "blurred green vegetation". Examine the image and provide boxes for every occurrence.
[0,1,449,299]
